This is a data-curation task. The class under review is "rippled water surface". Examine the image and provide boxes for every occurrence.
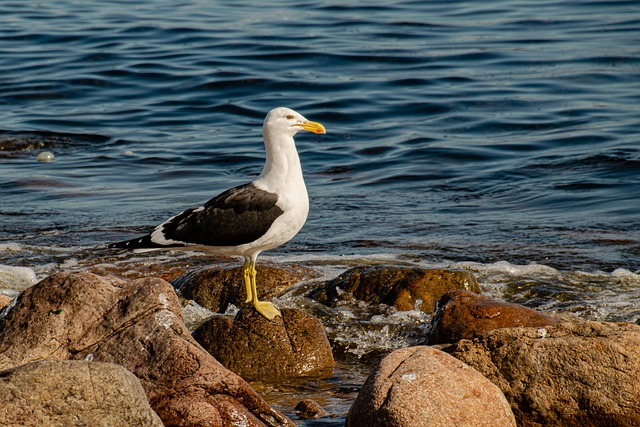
[1,0,640,424]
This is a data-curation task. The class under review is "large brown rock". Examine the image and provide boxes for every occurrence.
[346,346,516,427]
[0,271,294,427]
[443,321,640,427]
[310,265,480,313]
[0,360,163,427]
[193,307,334,381]
[427,290,563,344]
[172,264,319,313]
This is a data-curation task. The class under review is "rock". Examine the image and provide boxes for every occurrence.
[0,360,163,426]
[427,290,563,344]
[0,271,294,427]
[346,346,516,427]
[443,321,640,427]
[294,399,330,419]
[0,294,12,310]
[172,264,319,312]
[0,135,47,152]
[310,265,479,313]
[193,307,334,381]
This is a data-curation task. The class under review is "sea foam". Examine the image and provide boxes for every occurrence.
[0,264,38,291]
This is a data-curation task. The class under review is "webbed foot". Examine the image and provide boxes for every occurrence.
[253,300,282,320]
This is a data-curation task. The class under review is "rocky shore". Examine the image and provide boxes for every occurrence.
[1,264,639,426]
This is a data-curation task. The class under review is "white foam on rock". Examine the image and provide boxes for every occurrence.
[455,260,560,277]
[0,265,38,291]
[59,258,79,269]
[0,243,24,253]
[182,299,215,331]
[611,268,640,278]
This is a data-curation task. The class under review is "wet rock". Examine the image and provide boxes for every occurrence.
[0,135,48,152]
[294,399,330,419]
[0,271,294,427]
[310,265,479,313]
[0,130,108,159]
[88,255,217,282]
[427,290,563,344]
[193,307,334,381]
[443,321,640,427]
[0,133,48,159]
[0,360,163,426]
[0,294,12,310]
[346,346,516,427]
[173,264,319,312]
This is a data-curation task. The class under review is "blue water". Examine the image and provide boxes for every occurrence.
[2,0,639,272]
[1,1,640,423]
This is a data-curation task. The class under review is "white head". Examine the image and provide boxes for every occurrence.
[257,107,326,189]
[263,107,326,139]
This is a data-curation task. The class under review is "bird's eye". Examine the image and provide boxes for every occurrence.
[286,114,295,120]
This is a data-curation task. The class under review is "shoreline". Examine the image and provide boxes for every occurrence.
[2,248,639,326]
[1,263,639,426]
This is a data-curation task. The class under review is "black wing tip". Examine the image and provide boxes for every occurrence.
[106,235,152,251]
[106,234,188,252]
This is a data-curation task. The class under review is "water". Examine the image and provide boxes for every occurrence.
[1,0,640,423]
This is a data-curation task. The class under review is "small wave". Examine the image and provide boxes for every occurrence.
[457,260,560,276]
[0,264,38,291]
[611,268,640,278]
[273,253,640,325]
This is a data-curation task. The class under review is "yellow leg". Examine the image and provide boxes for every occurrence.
[243,259,252,304]
[248,260,281,320]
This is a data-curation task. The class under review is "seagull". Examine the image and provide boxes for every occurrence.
[108,107,326,320]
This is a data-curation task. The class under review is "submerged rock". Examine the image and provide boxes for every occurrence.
[0,271,294,427]
[427,290,563,344]
[172,264,319,313]
[0,360,163,427]
[443,321,640,426]
[346,346,516,427]
[193,307,334,381]
[310,265,479,313]
[294,399,330,419]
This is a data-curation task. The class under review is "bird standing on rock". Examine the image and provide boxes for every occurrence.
[108,107,326,320]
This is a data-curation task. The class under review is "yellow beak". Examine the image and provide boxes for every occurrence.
[296,121,326,134]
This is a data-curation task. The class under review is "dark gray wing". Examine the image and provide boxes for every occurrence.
[155,182,284,247]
